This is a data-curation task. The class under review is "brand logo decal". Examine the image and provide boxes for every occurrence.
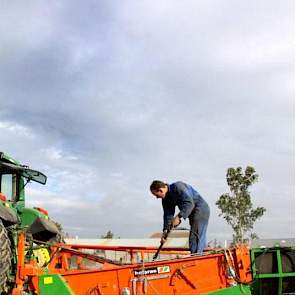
[134,266,170,276]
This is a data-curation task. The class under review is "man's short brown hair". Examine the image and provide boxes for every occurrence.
[150,180,166,191]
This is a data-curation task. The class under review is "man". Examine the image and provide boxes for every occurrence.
[150,180,210,254]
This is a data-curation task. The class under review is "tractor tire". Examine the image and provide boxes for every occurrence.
[0,220,12,294]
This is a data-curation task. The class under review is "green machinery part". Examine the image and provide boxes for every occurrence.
[39,274,75,295]
[251,245,295,294]
[208,285,252,295]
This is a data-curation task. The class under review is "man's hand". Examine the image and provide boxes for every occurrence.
[160,230,168,244]
[160,216,181,244]
[172,215,181,227]
[160,236,167,244]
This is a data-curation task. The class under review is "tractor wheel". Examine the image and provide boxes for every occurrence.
[0,220,12,294]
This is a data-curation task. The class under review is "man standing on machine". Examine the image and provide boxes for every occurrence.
[150,180,210,254]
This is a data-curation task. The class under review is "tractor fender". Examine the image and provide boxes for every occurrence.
[0,204,19,225]
[28,217,60,243]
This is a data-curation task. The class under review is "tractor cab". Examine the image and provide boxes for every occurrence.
[0,153,46,205]
[0,152,60,242]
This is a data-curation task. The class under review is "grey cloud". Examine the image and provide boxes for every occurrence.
[0,0,295,239]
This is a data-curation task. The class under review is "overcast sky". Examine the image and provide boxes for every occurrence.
[0,1,294,241]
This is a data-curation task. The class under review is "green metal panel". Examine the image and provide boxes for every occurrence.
[17,176,25,204]
[207,285,252,295]
[20,207,45,227]
[39,274,75,295]
[251,247,295,294]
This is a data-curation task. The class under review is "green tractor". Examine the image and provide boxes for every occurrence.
[0,152,61,294]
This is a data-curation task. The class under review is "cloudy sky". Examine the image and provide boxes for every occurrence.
[0,1,294,241]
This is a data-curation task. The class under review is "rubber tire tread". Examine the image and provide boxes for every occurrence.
[0,220,11,294]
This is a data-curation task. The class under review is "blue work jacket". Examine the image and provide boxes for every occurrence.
[162,181,208,231]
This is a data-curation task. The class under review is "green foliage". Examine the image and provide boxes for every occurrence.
[101,230,114,239]
[216,166,266,244]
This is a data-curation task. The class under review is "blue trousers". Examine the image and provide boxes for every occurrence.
[189,204,210,254]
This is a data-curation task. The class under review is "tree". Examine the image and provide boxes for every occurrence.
[101,230,114,239]
[216,166,266,244]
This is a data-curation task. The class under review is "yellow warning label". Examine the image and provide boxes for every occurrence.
[44,277,53,285]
